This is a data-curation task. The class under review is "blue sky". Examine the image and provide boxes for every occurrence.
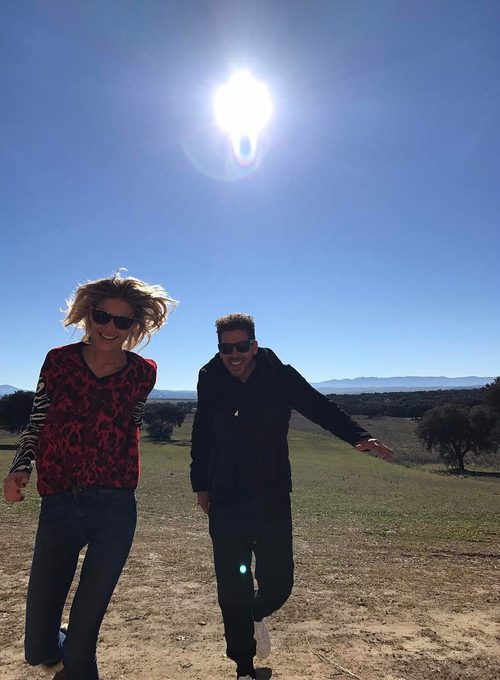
[1,1,499,390]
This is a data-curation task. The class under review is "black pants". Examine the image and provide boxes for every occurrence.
[209,495,294,669]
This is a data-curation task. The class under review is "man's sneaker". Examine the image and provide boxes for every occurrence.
[254,618,271,659]
[52,671,67,680]
[41,624,67,676]
[41,656,64,675]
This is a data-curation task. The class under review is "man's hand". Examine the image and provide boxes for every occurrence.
[355,438,394,462]
[196,491,210,514]
[3,471,30,503]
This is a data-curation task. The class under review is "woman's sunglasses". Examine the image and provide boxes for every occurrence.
[218,340,254,355]
[91,308,136,331]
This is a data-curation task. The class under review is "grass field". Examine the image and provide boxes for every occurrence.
[0,417,499,679]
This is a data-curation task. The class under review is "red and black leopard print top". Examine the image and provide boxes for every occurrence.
[9,343,157,496]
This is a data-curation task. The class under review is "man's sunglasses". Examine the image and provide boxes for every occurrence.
[91,308,136,331]
[218,340,254,355]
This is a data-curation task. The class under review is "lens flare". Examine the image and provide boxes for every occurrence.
[239,564,247,574]
[214,71,273,166]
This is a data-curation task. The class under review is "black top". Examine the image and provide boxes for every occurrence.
[190,347,370,504]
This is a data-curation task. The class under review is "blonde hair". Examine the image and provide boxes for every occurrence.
[64,273,178,350]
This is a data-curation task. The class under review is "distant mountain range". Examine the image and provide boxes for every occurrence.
[0,384,20,396]
[150,389,197,400]
[1,377,494,399]
[0,384,198,400]
[310,376,493,394]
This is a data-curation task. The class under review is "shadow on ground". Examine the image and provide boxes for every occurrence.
[449,470,500,479]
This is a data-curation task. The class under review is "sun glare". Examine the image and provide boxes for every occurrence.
[213,71,273,166]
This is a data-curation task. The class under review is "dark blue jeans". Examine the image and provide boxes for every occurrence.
[25,487,137,680]
[209,496,294,670]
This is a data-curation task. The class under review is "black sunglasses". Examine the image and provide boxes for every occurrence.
[91,308,136,331]
[218,340,254,355]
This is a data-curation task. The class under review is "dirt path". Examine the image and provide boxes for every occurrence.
[1,502,499,680]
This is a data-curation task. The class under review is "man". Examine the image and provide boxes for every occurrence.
[190,314,393,680]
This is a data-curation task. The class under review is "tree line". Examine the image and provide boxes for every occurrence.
[325,388,486,419]
[1,379,499,472]
[0,394,192,443]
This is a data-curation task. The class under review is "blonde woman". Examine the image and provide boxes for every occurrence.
[3,274,177,680]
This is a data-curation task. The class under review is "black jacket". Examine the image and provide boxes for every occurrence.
[190,348,370,503]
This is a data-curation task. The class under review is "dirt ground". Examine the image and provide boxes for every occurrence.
[1,498,499,680]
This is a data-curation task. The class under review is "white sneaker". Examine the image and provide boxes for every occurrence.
[254,618,271,659]
[40,663,63,676]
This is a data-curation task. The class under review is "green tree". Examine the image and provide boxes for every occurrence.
[484,377,500,415]
[364,405,382,419]
[0,391,35,433]
[143,402,186,442]
[417,403,499,471]
[409,402,431,420]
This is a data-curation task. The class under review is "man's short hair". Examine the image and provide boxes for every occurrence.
[215,313,255,341]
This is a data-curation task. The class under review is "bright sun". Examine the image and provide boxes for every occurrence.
[213,71,273,164]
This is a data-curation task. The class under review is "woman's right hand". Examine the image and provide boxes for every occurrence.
[3,471,30,503]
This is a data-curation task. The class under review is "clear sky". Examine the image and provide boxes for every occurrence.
[1,1,499,391]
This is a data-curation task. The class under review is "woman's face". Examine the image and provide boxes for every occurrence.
[88,297,137,352]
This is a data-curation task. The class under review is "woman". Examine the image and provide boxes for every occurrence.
[3,273,177,680]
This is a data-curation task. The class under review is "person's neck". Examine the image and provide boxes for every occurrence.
[83,343,126,369]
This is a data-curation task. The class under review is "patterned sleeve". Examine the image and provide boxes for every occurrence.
[131,399,147,428]
[9,375,50,474]
[131,359,157,429]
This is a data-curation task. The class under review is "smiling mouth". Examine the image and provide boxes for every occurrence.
[99,332,118,341]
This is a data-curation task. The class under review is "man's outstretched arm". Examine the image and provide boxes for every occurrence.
[284,364,393,461]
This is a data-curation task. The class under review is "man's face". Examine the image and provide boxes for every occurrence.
[218,329,258,382]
